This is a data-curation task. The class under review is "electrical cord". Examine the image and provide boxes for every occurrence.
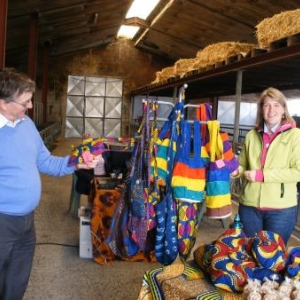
[35,242,79,248]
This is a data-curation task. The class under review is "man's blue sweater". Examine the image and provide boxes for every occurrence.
[0,116,75,216]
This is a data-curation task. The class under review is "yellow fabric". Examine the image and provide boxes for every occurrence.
[205,194,231,208]
[207,120,223,161]
[171,176,206,191]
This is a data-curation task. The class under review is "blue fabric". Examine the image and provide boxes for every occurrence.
[173,188,204,203]
[205,180,231,196]
[130,179,146,217]
[0,116,75,216]
[172,121,206,203]
[286,247,300,277]
[155,192,178,265]
[252,267,283,282]
[239,203,297,245]
[250,230,287,272]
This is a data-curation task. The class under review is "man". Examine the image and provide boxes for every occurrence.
[0,68,97,300]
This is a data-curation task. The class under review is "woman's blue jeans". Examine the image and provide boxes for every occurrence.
[238,203,297,245]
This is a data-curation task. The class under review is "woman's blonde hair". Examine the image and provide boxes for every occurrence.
[255,87,295,129]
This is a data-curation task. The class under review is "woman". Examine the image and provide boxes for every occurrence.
[231,87,300,245]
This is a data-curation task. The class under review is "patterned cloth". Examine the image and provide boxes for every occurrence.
[194,230,293,293]
[90,178,157,265]
[250,230,287,272]
[177,200,200,260]
[208,228,256,293]
[90,181,121,265]
[137,262,243,300]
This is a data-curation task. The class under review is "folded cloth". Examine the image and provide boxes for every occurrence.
[250,230,287,272]
[286,246,300,278]
[208,228,256,293]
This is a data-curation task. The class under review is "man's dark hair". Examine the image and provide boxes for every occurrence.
[0,68,36,102]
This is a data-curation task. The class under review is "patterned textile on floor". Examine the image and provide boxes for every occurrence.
[90,182,121,265]
[286,246,300,278]
[193,231,293,294]
[137,261,242,300]
[250,230,287,272]
[208,228,256,293]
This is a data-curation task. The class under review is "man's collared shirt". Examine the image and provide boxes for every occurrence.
[0,113,23,128]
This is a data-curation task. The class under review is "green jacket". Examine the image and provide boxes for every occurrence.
[238,126,300,208]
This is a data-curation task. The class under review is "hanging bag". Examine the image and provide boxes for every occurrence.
[128,101,150,251]
[154,121,179,265]
[129,102,148,218]
[171,120,206,203]
[130,142,147,217]
[106,188,140,258]
[150,100,184,186]
[205,120,237,219]
[147,101,161,231]
[171,121,205,261]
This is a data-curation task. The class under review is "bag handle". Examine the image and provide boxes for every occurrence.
[196,103,213,144]
[193,121,202,159]
[181,121,191,158]
[207,120,223,162]
[180,120,202,159]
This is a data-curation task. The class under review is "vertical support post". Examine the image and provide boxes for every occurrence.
[173,86,178,103]
[42,41,50,125]
[0,0,8,68]
[27,12,39,120]
[233,70,243,148]
[212,96,218,119]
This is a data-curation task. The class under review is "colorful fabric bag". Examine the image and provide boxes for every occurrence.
[208,228,256,292]
[106,189,139,258]
[129,121,147,217]
[147,180,160,231]
[250,230,287,272]
[177,200,200,261]
[171,121,206,203]
[154,190,178,265]
[286,246,300,278]
[90,182,121,265]
[150,100,184,186]
[154,121,179,265]
[147,101,160,231]
[205,120,238,219]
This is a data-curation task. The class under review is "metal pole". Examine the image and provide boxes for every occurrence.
[233,70,243,148]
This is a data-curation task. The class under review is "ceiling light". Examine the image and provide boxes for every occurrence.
[117,0,160,39]
[117,25,140,39]
[126,0,160,20]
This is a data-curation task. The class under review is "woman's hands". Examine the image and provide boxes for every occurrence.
[244,170,256,182]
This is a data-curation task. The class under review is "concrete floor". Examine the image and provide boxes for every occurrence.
[23,136,300,300]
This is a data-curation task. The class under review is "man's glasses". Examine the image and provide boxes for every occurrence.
[11,99,32,108]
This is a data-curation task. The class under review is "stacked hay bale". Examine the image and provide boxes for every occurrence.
[256,8,300,48]
[174,58,197,78]
[152,42,255,84]
[152,66,175,84]
[151,8,300,85]
[192,42,256,70]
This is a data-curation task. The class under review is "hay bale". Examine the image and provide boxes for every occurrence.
[256,9,300,48]
[152,66,175,84]
[192,42,256,69]
[174,58,197,77]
